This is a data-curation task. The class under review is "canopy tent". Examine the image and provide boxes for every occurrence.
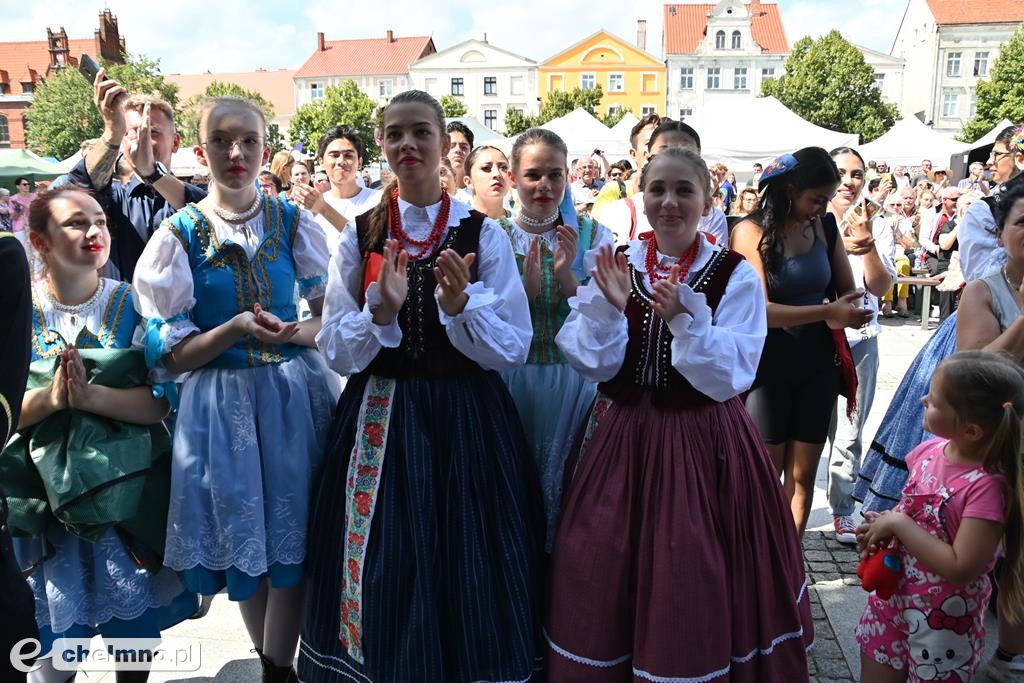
[445,116,508,146]
[609,112,641,143]
[0,149,65,188]
[858,116,970,169]
[682,96,858,172]
[948,118,1014,180]
[538,108,631,160]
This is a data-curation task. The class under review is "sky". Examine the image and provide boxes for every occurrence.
[0,0,909,75]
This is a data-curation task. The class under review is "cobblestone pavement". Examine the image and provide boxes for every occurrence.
[804,531,860,682]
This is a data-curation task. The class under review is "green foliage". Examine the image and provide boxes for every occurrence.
[439,95,468,118]
[288,80,380,162]
[762,31,899,143]
[267,123,285,155]
[178,80,275,146]
[601,106,633,128]
[960,24,1024,142]
[541,85,605,120]
[26,52,179,160]
[504,107,536,136]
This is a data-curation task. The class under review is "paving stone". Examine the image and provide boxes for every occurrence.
[804,550,831,562]
[808,561,834,573]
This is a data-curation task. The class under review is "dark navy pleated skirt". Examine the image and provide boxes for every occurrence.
[298,369,545,683]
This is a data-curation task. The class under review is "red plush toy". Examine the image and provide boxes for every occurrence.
[858,548,903,599]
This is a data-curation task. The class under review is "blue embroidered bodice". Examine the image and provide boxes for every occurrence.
[162,196,303,369]
[31,282,138,360]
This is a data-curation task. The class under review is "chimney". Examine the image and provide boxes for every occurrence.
[483,33,488,43]
[387,30,394,43]
[637,19,647,52]
[749,0,762,15]
[317,31,325,52]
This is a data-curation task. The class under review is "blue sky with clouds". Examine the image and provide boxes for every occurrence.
[0,0,908,74]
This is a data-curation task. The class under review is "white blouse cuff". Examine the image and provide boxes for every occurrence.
[667,284,712,337]
[364,282,402,347]
[162,317,200,352]
[573,281,624,326]
[435,281,498,326]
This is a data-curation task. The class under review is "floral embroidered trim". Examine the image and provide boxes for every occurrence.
[571,395,613,481]
[338,375,397,663]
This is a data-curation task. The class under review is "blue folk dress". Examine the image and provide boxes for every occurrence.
[11,278,197,655]
[133,194,341,600]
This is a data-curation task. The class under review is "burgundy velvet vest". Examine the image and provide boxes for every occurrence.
[598,246,745,409]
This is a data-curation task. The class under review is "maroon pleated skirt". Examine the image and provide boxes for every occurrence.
[546,393,812,682]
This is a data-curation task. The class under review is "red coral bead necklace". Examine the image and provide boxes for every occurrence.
[388,187,451,260]
[642,232,701,282]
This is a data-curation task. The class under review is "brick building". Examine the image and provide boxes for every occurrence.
[0,10,125,149]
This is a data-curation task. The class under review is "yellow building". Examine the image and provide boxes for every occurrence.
[538,27,666,119]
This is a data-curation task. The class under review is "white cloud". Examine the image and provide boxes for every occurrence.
[0,0,907,75]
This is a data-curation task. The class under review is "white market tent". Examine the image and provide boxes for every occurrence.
[971,118,1015,147]
[539,108,630,160]
[683,96,859,170]
[858,116,970,168]
[609,112,641,142]
[445,116,508,146]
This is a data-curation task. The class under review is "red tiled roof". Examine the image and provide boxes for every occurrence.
[168,69,297,117]
[0,37,97,91]
[295,35,435,78]
[926,0,1024,25]
[664,2,789,55]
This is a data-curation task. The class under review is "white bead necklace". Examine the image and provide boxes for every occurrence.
[47,280,103,327]
[514,210,559,230]
[211,192,262,223]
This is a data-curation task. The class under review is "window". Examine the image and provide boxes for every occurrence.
[484,76,497,95]
[21,82,33,94]
[608,105,622,117]
[679,67,694,90]
[0,114,8,145]
[424,78,438,95]
[608,73,624,92]
[642,73,657,93]
[581,73,596,91]
[679,107,693,119]
[731,31,741,49]
[946,51,961,77]
[873,73,885,91]
[707,67,721,90]
[942,90,958,117]
[309,82,324,100]
[550,74,564,91]
[510,76,524,95]
[974,51,989,77]
[969,91,977,117]
[378,80,392,97]
[451,77,464,96]
[734,67,748,90]
[641,105,657,116]
[484,109,497,130]
[715,31,725,49]
[761,67,776,82]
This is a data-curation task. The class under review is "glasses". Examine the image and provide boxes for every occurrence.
[991,150,1013,161]
[610,172,622,179]
[17,182,28,187]
[201,135,264,155]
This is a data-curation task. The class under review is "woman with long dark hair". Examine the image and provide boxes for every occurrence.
[732,147,872,537]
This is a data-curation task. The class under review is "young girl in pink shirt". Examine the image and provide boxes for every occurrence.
[857,350,1024,682]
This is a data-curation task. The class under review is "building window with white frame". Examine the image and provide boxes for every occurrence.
[731,31,741,49]
[510,76,524,96]
[707,67,720,90]
[715,31,725,49]
[734,67,748,90]
[679,67,693,90]
[0,114,8,145]
[974,51,989,77]
[946,51,961,77]
[310,82,324,100]
[761,66,776,82]
[451,77,464,96]
[873,73,884,91]
[679,107,693,119]
[484,76,497,95]
[608,73,624,92]
[379,80,392,97]
[942,90,958,118]
[641,105,656,116]
[484,109,497,130]
[581,73,596,91]
[608,105,622,117]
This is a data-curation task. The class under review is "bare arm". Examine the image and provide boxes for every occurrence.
[18,386,63,430]
[315,202,349,234]
[84,72,128,190]
[938,224,959,251]
[75,386,170,425]
[290,297,324,348]
[162,315,247,375]
[957,280,1024,361]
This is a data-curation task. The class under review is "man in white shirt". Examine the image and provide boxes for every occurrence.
[311,126,382,252]
[446,121,474,204]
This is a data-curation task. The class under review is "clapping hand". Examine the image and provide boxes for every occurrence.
[552,225,578,282]
[372,239,409,325]
[651,266,686,322]
[129,102,156,177]
[290,184,325,215]
[522,237,541,299]
[591,245,630,312]
[434,248,476,316]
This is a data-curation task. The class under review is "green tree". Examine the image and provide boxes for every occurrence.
[504,107,537,136]
[178,80,275,146]
[762,31,899,142]
[601,106,633,128]
[267,123,286,155]
[439,95,468,118]
[288,80,379,162]
[26,52,179,160]
[539,85,605,121]
[960,24,1024,142]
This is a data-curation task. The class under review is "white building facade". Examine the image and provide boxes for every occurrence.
[855,45,905,107]
[664,0,789,121]
[410,39,538,133]
[892,0,1021,132]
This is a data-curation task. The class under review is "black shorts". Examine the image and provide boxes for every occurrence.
[744,366,840,445]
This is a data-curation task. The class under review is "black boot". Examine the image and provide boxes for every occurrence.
[115,669,150,683]
[255,649,298,683]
